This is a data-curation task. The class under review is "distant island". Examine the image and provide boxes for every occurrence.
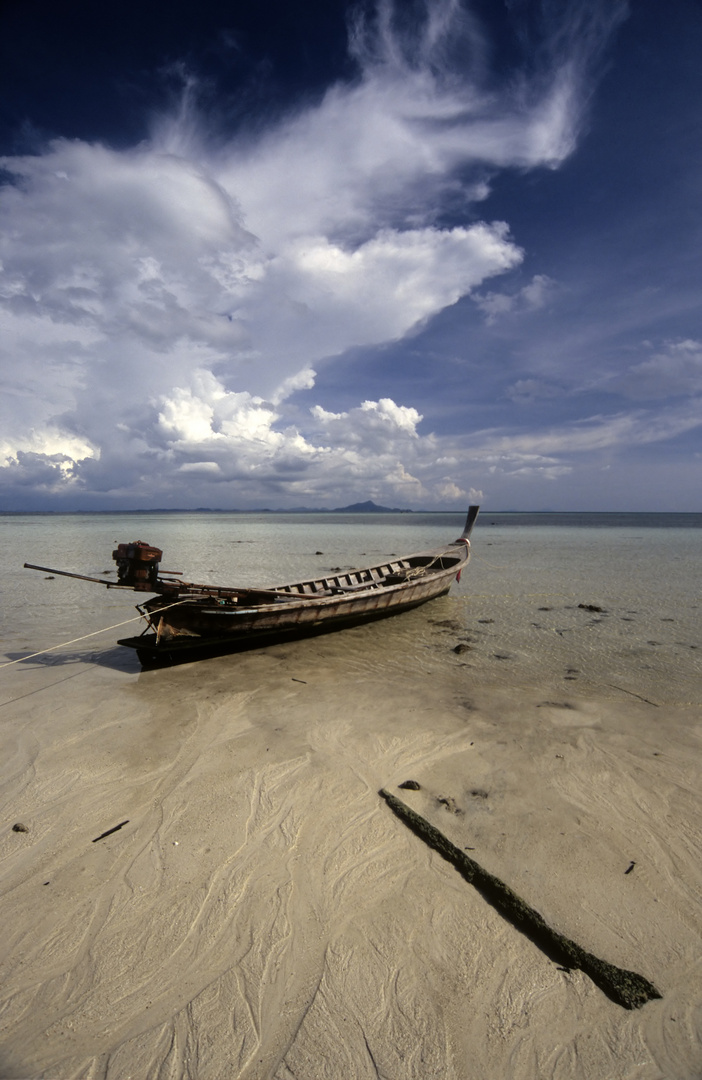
[0,500,415,515]
[156,501,412,513]
[334,500,409,513]
[261,501,412,513]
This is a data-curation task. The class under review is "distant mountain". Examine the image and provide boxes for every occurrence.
[11,501,416,515]
[332,500,410,513]
[275,500,409,512]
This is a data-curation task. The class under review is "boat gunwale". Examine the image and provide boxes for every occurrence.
[141,539,470,615]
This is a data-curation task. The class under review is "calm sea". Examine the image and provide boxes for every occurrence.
[1,511,700,705]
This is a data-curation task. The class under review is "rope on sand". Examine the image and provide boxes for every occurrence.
[379,788,662,1010]
[0,599,189,669]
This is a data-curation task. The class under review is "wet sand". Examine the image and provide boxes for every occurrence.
[1,597,701,1079]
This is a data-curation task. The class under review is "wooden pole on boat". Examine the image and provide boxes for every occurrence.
[23,563,121,587]
[460,505,480,539]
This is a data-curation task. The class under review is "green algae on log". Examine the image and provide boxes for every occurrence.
[378,788,661,1010]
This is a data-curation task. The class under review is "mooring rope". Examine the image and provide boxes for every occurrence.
[0,598,190,669]
[405,548,463,580]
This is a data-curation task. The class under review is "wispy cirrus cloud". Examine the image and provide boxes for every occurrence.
[467,399,702,471]
[613,339,702,401]
[473,273,557,324]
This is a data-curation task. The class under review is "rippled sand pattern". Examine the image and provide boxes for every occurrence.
[1,624,701,1079]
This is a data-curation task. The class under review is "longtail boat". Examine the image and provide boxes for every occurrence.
[25,506,479,667]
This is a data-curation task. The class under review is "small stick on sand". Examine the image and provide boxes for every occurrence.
[379,788,661,1010]
[92,820,130,843]
[607,684,659,707]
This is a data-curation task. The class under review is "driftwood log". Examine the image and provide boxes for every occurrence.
[379,788,661,1010]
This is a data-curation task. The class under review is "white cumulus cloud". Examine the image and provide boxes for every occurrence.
[0,0,629,508]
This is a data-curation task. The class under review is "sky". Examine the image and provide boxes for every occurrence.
[1,0,701,512]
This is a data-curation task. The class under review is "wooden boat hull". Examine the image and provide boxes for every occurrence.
[119,585,449,667]
[117,508,479,667]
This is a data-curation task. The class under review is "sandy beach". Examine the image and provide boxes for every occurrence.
[1,518,701,1078]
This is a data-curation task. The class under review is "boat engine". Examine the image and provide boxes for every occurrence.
[112,541,163,590]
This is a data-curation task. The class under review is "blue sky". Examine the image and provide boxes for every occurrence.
[1,0,700,511]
